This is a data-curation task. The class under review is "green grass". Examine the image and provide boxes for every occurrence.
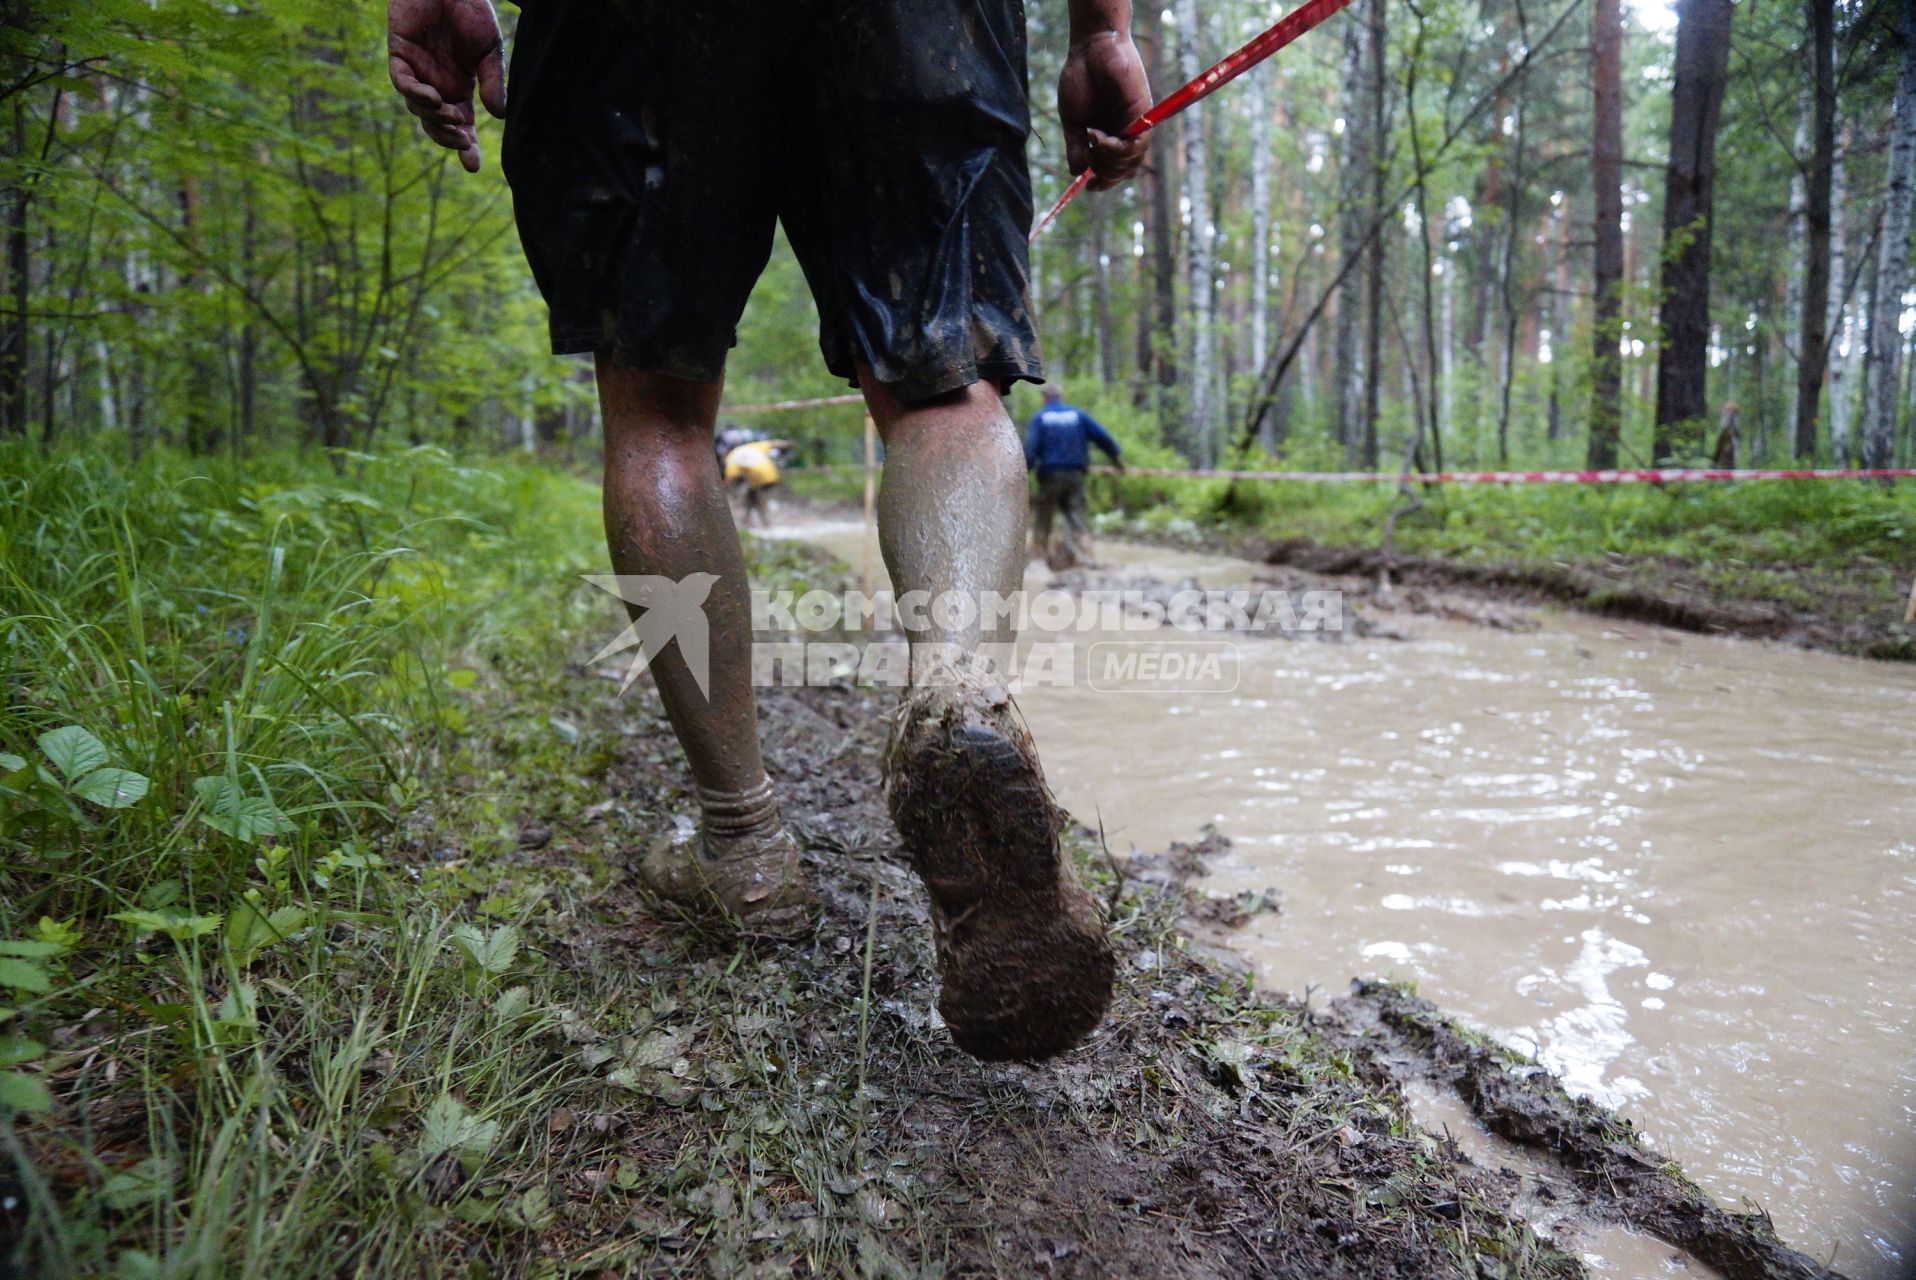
[0,443,621,1276]
[1089,467,1916,571]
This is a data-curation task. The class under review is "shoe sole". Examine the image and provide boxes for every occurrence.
[889,713,1116,1062]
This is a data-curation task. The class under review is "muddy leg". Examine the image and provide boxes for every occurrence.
[1059,471,1090,566]
[1031,476,1056,563]
[860,372,1026,676]
[597,360,778,831]
[862,371,1113,1061]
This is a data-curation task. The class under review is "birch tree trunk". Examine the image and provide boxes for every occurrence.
[1249,66,1274,451]
[1175,0,1217,467]
[1862,0,1916,470]
[1828,125,1853,462]
[1333,11,1368,464]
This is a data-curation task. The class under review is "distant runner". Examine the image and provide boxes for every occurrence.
[723,437,788,529]
[1025,385,1123,568]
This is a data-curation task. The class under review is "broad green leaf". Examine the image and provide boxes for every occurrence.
[419,1093,498,1160]
[0,753,25,774]
[0,1070,51,1115]
[449,924,520,975]
[0,940,67,958]
[194,776,294,842]
[0,1035,45,1067]
[214,983,258,1044]
[38,726,108,781]
[110,910,223,942]
[101,1156,174,1210]
[226,901,309,965]
[73,768,150,809]
[0,958,50,993]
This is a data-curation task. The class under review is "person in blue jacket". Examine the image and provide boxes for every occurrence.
[1024,385,1123,567]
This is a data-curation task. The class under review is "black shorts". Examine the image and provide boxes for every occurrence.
[501,0,1044,403]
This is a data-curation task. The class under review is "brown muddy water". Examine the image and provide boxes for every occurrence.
[772,517,1916,1278]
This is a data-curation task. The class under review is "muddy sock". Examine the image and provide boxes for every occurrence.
[697,775,783,844]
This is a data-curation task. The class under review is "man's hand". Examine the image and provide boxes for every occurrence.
[388,0,507,173]
[1057,29,1153,192]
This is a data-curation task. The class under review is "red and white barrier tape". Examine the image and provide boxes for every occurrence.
[1092,465,1916,484]
[723,393,866,416]
[787,463,1909,482]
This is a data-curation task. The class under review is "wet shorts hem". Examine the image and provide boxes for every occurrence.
[835,356,1045,406]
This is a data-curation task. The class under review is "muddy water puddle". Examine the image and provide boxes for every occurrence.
[774,518,1916,1276]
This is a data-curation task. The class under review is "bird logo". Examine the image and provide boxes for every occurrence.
[583,573,720,698]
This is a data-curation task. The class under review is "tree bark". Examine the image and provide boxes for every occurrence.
[1589,0,1625,468]
[1360,0,1387,470]
[1546,194,1567,441]
[1249,67,1274,452]
[1333,9,1368,463]
[1092,200,1116,386]
[1651,0,1735,463]
[1794,0,1836,459]
[1175,0,1217,467]
[1862,0,1916,470]
[1828,123,1853,462]
[2,98,28,437]
[1139,15,1179,423]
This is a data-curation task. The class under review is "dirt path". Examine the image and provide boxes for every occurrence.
[491,647,1847,1277]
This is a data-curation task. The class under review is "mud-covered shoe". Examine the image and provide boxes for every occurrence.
[884,664,1116,1061]
[639,778,818,937]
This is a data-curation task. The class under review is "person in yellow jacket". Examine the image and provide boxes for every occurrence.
[723,438,791,528]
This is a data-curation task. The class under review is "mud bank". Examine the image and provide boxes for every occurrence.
[468,650,1846,1276]
[1115,525,1914,661]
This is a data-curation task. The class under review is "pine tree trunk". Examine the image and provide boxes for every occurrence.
[2,99,28,438]
[1651,0,1735,463]
[1862,0,1916,470]
[1140,14,1179,424]
[1795,0,1837,459]
[1546,195,1567,441]
[1589,0,1625,468]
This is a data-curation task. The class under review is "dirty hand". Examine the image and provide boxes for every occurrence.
[388,0,507,173]
[1058,30,1153,192]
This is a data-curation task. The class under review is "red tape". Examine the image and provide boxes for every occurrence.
[1094,465,1916,484]
[722,394,866,415]
[1032,0,1358,240]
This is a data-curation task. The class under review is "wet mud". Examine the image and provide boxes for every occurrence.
[1327,983,1846,1280]
[471,526,1862,1276]
[1255,536,1914,661]
[511,662,1846,1277]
